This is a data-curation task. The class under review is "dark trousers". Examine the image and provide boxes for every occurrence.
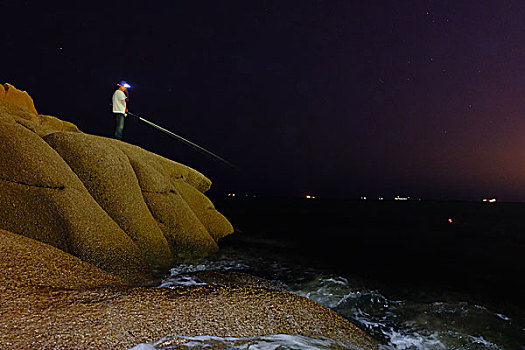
[113,113,125,140]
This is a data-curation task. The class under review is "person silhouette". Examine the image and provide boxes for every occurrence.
[111,81,130,140]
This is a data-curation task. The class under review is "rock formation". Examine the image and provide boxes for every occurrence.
[0,83,378,349]
[0,83,233,281]
[0,228,377,349]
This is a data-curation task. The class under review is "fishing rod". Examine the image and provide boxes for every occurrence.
[127,112,238,170]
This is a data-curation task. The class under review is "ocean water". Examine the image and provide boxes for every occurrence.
[131,199,525,349]
[131,243,524,349]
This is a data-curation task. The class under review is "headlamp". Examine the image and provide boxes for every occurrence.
[119,81,131,89]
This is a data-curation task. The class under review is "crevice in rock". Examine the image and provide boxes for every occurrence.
[126,157,179,195]
[148,212,171,228]
[0,177,65,190]
[141,189,177,195]
[14,120,38,133]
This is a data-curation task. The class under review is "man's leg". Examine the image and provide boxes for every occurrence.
[114,113,125,140]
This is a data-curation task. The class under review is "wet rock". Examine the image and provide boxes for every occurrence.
[188,270,286,290]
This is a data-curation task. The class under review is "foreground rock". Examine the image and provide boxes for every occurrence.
[0,83,233,281]
[0,229,377,349]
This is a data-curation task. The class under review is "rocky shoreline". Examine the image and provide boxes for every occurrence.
[0,84,377,349]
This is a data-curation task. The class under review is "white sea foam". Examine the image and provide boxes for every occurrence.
[286,272,515,349]
[158,261,250,287]
[169,261,250,274]
[381,330,446,350]
[495,313,510,321]
[148,248,521,350]
[128,344,156,350]
[129,334,353,350]
[468,335,500,349]
[157,274,206,287]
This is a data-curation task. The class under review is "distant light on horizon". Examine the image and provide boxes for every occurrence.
[305,194,316,199]
[483,198,497,203]
[394,196,409,201]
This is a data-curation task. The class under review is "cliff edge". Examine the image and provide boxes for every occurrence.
[0,83,233,281]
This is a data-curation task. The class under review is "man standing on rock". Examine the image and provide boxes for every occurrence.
[112,81,131,140]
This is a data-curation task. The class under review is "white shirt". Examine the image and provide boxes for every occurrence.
[112,89,127,113]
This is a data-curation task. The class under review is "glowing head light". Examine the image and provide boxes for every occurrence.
[119,81,131,89]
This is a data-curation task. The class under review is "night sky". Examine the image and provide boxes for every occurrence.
[3,1,525,201]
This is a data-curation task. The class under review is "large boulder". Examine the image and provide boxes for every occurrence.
[0,83,233,280]
[0,119,150,282]
[44,132,174,270]
[0,229,377,349]
[108,140,231,258]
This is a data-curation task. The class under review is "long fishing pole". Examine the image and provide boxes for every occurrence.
[127,112,238,170]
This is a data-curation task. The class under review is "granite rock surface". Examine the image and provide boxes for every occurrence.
[0,228,377,349]
[0,83,233,280]
[0,83,378,349]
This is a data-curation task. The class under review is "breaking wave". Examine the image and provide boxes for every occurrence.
[136,245,524,349]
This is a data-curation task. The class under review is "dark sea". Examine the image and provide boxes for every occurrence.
[132,198,525,349]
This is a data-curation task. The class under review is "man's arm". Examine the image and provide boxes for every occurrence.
[122,91,129,113]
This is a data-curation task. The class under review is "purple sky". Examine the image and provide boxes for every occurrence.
[3,1,525,200]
